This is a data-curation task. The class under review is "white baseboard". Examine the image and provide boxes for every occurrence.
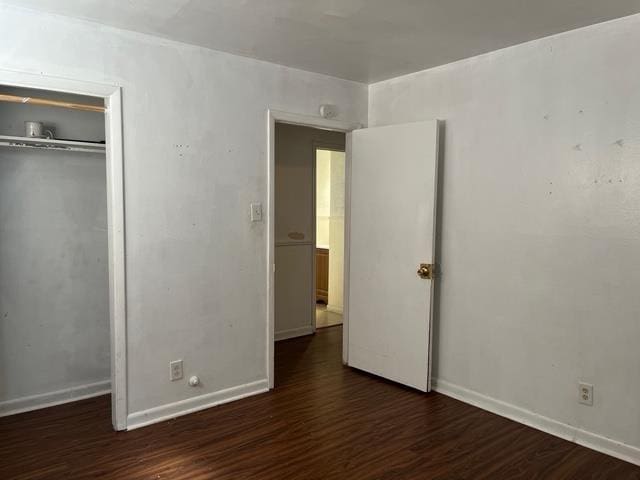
[0,380,111,417]
[433,378,640,467]
[326,304,343,315]
[126,379,269,430]
[275,325,315,341]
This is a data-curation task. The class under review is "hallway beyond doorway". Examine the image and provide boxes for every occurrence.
[315,304,342,329]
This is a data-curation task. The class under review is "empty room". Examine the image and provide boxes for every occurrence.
[1,1,639,479]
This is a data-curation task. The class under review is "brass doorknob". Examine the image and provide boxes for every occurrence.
[417,263,433,280]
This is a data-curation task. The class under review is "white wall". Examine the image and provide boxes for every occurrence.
[0,90,109,412]
[0,5,367,425]
[369,14,640,458]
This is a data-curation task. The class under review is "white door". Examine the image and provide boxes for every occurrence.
[347,120,440,392]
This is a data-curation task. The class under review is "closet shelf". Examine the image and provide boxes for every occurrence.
[0,135,106,154]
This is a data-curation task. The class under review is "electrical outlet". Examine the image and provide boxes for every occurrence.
[170,359,183,381]
[579,382,593,406]
[250,202,262,222]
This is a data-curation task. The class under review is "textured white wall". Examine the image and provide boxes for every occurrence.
[0,93,108,405]
[369,14,640,452]
[0,5,367,419]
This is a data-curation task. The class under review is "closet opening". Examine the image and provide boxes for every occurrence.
[0,84,118,426]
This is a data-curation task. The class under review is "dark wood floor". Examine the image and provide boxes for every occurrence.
[1,326,639,479]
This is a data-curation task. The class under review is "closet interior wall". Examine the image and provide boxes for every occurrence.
[0,86,109,415]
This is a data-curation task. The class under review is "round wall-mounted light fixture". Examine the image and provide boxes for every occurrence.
[319,104,338,119]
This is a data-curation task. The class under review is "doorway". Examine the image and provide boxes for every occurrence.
[267,110,357,388]
[268,110,441,394]
[272,124,345,346]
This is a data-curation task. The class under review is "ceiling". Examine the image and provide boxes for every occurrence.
[5,0,640,83]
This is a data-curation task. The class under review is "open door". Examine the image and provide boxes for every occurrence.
[347,120,440,392]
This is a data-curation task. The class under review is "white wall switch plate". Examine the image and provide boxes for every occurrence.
[579,382,593,406]
[170,359,183,381]
[250,202,263,222]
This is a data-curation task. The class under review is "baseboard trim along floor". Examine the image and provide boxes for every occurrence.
[274,326,315,341]
[0,380,111,417]
[433,378,640,467]
[126,379,269,430]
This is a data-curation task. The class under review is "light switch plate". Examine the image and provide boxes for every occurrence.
[250,202,263,222]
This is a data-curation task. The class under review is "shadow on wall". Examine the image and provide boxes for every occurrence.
[430,121,446,381]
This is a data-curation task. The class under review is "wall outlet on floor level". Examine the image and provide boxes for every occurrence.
[170,360,183,381]
[579,382,593,406]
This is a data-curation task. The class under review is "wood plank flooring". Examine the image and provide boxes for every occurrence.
[1,326,639,479]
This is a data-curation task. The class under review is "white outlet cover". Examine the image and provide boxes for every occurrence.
[170,359,183,381]
[250,202,263,222]
[579,382,593,406]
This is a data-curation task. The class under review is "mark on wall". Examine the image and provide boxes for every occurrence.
[614,139,624,148]
[573,144,582,151]
[174,143,190,158]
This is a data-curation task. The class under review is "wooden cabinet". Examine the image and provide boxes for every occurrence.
[316,247,329,303]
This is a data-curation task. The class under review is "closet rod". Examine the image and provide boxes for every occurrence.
[0,93,105,113]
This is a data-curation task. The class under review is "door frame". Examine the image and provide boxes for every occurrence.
[266,109,360,388]
[0,69,127,430]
